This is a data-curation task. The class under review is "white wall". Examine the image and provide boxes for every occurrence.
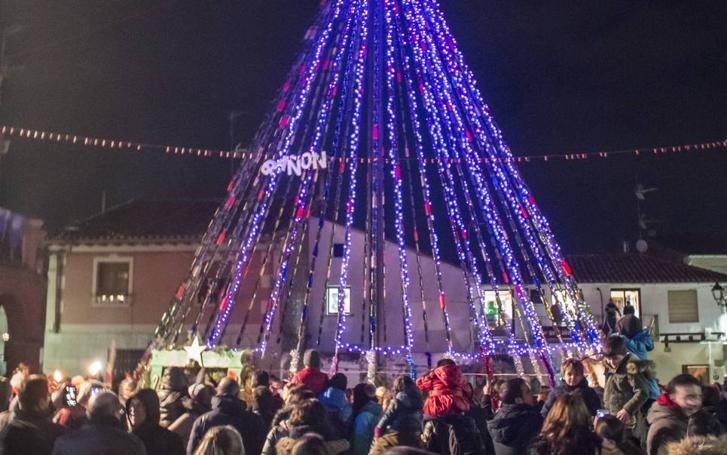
[42,324,155,377]
[579,282,724,383]
[579,282,722,334]
[686,255,727,275]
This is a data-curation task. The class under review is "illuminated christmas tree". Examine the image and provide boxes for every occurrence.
[150,0,601,382]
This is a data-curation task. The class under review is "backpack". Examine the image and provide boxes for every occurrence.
[423,415,485,455]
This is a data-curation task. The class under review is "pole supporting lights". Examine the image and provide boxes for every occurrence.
[713,282,727,308]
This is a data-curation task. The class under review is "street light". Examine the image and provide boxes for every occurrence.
[712,282,726,307]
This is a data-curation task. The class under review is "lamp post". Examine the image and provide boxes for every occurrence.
[713,282,727,308]
[712,282,727,380]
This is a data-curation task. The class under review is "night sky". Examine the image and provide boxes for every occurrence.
[1,1,726,253]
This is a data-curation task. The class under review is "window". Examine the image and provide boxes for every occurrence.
[326,286,351,315]
[111,349,145,383]
[668,290,699,323]
[609,289,641,318]
[529,289,543,305]
[682,364,710,385]
[93,258,132,305]
[551,289,576,309]
[549,290,576,326]
[333,243,345,258]
[483,290,513,325]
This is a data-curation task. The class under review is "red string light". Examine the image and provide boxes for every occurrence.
[1,124,725,164]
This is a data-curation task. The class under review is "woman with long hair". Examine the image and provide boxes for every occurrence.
[273,399,350,455]
[194,425,245,455]
[529,393,601,455]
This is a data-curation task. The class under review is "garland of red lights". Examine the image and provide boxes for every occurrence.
[2,124,724,164]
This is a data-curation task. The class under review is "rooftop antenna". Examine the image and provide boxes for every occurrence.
[635,183,657,239]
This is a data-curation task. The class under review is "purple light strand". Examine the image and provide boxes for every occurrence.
[258,2,358,356]
[292,6,359,367]
[384,0,416,373]
[417,0,592,351]
[404,0,549,351]
[399,0,496,355]
[207,0,347,347]
[392,3,453,354]
[422,0,601,350]
[332,0,369,368]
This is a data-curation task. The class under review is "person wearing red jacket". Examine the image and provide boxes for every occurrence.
[416,358,471,417]
[290,349,329,396]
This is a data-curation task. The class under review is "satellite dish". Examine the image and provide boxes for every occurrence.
[635,184,658,201]
[636,239,648,253]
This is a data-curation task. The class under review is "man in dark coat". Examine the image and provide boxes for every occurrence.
[187,377,265,455]
[541,358,601,417]
[617,305,643,339]
[0,375,65,455]
[52,391,146,455]
[603,299,621,334]
[487,378,543,455]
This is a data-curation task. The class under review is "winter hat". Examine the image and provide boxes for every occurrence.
[329,373,347,391]
[303,349,321,368]
[188,382,207,399]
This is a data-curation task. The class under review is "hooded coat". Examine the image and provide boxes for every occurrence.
[158,367,188,428]
[487,403,543,455]
[617,314,643,339]
[319,386,353,428]
[603,354,650,428]
[421,414,485,455]
[624,330,654,361]
[540,379,601,417]
[187,394,265,455]
[375,390,424,436]
[127,389,184,455]
[664,435,727,455]
[290,350,329,396]
[290,368,328,396]
[623,332,660,401]
[351,400,383,455]
[416,364,471,417]
[646,394,702,455]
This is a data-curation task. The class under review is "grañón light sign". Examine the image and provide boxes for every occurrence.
[259,151,328,176]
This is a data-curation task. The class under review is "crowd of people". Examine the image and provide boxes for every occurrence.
[0,306,726,454]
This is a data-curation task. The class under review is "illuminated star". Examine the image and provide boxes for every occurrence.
[184,336,206,364]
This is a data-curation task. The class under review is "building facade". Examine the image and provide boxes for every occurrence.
[43,200,218,376]
[42,200,727,384]
[0,208,46,374]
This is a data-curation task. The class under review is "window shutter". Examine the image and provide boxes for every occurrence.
[668,290,699,323]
